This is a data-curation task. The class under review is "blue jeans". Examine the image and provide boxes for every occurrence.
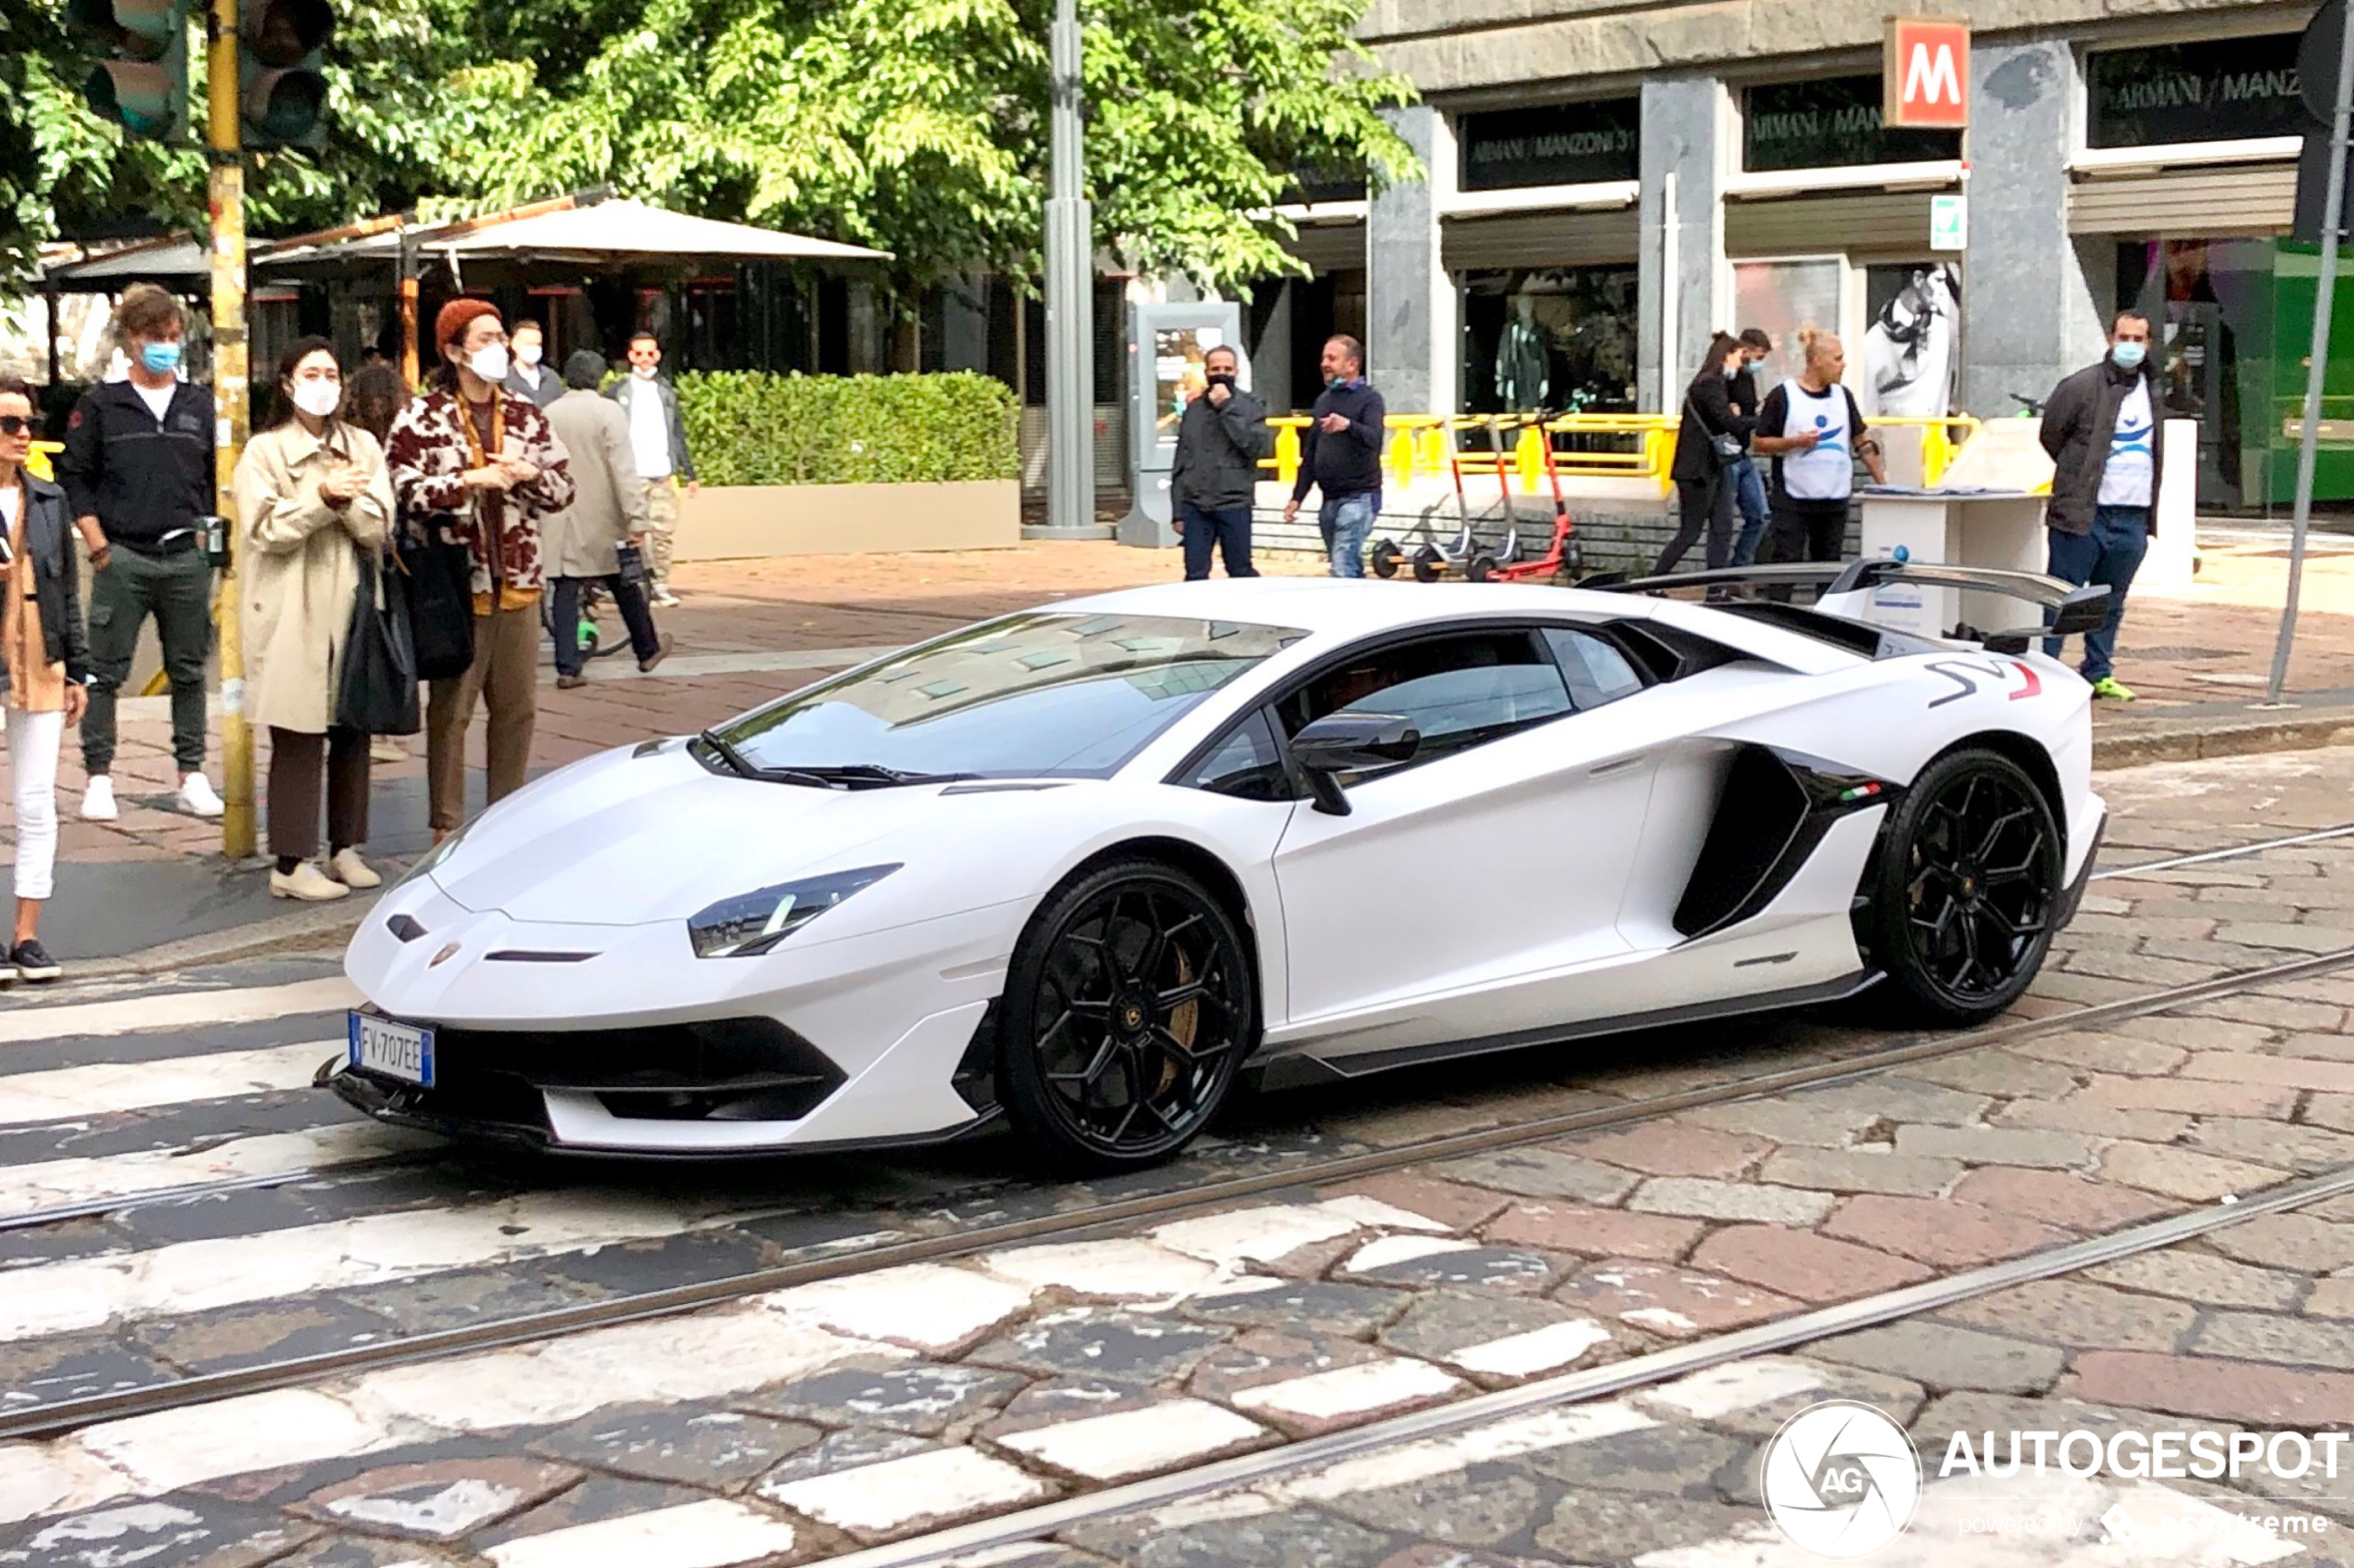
[1320,493,1377,578]
[1178,501,1257,581]
[1728,456,1771,566]
[2044,505,2150,682]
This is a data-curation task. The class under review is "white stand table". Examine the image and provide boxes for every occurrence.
[1855,488,2047,638]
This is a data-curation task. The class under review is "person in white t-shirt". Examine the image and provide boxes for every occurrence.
[2037,311,2164,702]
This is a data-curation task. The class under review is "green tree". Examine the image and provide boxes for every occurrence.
[472,0,1418,293]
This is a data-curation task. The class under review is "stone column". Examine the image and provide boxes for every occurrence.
[1639,74,1724,411]
[1961,39,2105,421]
[1367,104,1450,414]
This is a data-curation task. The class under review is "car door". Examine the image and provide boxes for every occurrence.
[1265,624,1663,1053]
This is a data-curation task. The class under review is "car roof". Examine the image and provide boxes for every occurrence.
[1044,578,1664,639]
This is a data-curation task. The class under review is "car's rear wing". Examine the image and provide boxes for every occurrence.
[1583,560,2111,646]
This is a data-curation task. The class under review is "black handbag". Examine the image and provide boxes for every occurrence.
[399,518,475,681]
[336,546,421,736]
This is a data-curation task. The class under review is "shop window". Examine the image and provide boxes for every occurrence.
[1743,75,1960,172]
[1459,267,1638,414]
[1458,98,1639,192]
[1860,262,1962,418]
[1728,259,1843,387]
[2086,35,2302,150]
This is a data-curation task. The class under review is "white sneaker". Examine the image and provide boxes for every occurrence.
[179,773,225,818]
[370,739,406,765]
[652,588,681,608]
[81,776,119,821]
[329,848,382,890]
[271,862,349,902]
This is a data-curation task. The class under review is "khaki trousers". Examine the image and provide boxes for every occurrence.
[426,602,538,833]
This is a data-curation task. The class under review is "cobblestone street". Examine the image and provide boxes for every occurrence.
[2,741,2351,1566]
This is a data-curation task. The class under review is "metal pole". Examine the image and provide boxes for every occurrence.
[207,0,255,857]
[1036,0,1105,537]
[2268,6,2354,704]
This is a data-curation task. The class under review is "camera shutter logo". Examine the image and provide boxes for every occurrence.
[1762,1400,1922,1557]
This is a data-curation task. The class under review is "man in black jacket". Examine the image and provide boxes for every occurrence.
[1169,345,1271,580]
[2038,310,2164,701]
[56,284,221,823]
[1281,335,1386,577]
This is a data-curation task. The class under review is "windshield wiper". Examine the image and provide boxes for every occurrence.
[699,730,832,789]
[791,764,983,788]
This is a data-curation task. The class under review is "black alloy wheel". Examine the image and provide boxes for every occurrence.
[998,859,1256,1170]
[1371,539,1403,578]
[1870,747,2063,1023]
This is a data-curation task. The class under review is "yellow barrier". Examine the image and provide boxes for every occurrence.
[28,441,61,482]
[1862,416,1981,487]
[1259,412,1982,494]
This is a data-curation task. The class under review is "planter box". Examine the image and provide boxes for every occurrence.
[672,480,1020,563]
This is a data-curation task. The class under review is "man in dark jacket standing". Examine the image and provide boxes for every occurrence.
[1169,345,1270,580]
[1281,335,1386,577]
[56,284,222,823]
[2039,310,2163,701]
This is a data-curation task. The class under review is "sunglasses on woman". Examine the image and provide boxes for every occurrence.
[0,416,32,436]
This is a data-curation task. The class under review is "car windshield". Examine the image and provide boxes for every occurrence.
[711,613,1308,781]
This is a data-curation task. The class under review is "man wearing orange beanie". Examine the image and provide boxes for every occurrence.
[385,298,576,838]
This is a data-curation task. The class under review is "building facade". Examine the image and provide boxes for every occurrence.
[1269,0,2327,513]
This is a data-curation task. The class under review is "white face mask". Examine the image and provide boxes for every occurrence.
[291,379,341,419]
[515,342,542,368]
[469,344,511,384]
[631,362,658,380]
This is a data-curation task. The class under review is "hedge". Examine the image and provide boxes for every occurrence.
[670,371,1020,488]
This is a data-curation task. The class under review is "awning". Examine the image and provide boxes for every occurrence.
[41,237,210,287]
[261,199,891,269]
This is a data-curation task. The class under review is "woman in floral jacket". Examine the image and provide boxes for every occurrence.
[385,298,575,839]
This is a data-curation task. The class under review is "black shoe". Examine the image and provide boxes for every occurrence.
[11,941,60,982]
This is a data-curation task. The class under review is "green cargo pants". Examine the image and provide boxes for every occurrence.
[82,544,214,778]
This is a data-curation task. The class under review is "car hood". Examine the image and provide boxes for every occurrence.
[431,743,993,927]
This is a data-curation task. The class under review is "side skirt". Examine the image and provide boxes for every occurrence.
[1251,970,1882,1090]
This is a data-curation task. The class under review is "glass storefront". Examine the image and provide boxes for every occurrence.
[2085,34,2302,149]
[1458,266,1639,414]
[1743,74,1961,172]
[1861,262,1962,418]
[2121,238,2354,514]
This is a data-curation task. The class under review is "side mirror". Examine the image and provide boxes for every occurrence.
[1291,713,1420,816]
[2049,585,2110,638]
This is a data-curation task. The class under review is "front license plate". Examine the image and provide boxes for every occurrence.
[348,1012,436,1087]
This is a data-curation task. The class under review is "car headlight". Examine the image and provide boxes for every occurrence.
[687,865,901,958]
[396,819,475,892]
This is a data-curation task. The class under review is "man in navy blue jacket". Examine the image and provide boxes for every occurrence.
[1281,335,1386,577]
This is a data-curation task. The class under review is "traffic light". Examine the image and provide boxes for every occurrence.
[239,0,334,147]
[67,0,191,140]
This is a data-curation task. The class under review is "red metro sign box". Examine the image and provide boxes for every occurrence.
[1885,17,1970,129]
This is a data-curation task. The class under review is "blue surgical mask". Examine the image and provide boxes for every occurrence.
[140,340,182,375]
[2109,341,2146,372]
[1326,373,1348,390]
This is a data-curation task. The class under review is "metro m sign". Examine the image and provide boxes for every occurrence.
[1885,16,1970,129]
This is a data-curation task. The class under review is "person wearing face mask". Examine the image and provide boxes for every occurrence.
[605,332,699,608]
[1167,344,1269,581]
[1727,327,1775,566]
[502,322,563,411]
[0,375,91,983]
[55,283,224,824]
[2037,310,2165,701]
[385,298,576,839]
[1657,332,1753,575]
[233,338,397,900]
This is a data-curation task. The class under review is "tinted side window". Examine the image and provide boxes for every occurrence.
[1275,630,1573,775]
[1545,627,1648,709]
[1183,709,1293,801]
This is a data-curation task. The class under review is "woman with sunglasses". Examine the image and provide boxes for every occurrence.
[0,375,90,982]
[233,337,395,901]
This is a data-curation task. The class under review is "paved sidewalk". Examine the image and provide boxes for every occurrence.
[2,534,2350,967]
